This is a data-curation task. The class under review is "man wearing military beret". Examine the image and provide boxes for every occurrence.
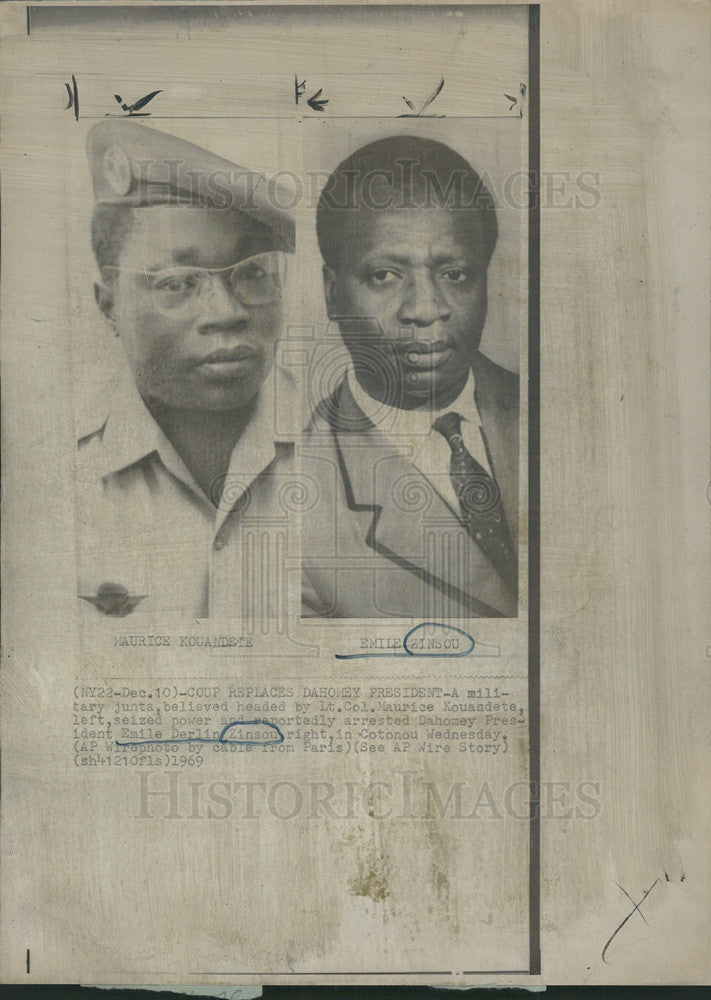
[301,134,519,619]
[77,121,298,618]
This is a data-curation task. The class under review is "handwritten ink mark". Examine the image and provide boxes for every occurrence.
[335,621,475,660]
[505,83,527,117]
[26,950,30,974]
[295,76,329,112]
[116,719,284,748]
[601,879,661,963]
[307,88,329,112]
[109,90,163,118]
[664,869,687,884]
[398,77,445,118]
[615,883,649,925]
[64,75,79,122]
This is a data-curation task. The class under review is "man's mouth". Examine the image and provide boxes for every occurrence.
[399,340,455,369]
[194,345,261,376]
[198,346,259,364]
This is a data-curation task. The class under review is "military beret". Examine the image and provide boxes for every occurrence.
[86,119,295,252]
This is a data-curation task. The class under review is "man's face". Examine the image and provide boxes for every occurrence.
[100,205,283,411]
[324,208,489,409]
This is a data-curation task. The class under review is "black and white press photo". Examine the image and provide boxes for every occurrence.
[300,127,525,619]
[4,0,705,990]
[75,120,300,619]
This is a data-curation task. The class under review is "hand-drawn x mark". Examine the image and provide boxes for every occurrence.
[601,879,661,963]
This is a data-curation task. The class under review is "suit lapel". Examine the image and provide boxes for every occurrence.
[329,379,516,617]
[472,353,520,541]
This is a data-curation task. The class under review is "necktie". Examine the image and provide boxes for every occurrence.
[432,411,517,590]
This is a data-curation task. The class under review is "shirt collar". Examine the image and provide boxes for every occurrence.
[346,365,483,435]
[83,364,293,483]
[91,368,167,480]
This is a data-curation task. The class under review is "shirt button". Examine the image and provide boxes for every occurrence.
[214,537,225,551]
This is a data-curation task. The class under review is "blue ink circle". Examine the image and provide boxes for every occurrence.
[219,719,284,746]
[403,621,475,657]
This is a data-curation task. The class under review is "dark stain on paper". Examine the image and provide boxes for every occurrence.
[348,848,391,902]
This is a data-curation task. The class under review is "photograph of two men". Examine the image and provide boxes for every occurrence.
[76,116,526,624]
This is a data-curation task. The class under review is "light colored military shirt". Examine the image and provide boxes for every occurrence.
[75,367,299,619]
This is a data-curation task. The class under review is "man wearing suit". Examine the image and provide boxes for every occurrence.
[301,135,519,618]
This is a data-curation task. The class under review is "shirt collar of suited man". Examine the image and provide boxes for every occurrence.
[345,363,492,481]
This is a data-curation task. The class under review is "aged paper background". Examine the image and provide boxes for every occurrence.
[1,0,709,987]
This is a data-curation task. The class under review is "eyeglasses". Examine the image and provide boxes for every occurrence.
[103,251,287,316]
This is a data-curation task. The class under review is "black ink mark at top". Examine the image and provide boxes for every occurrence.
[307,88,329,112]
[505,83,527,117]
[601,879,661,963]
[398,77,445,118]
[64,75,79,122]
[295,76,329,112]
[110,90,163,117]
[26,949,30,974]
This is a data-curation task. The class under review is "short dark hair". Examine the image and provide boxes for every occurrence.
[91,203,136,272]
[316,135,498,269]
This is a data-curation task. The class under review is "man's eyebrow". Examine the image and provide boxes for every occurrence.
[429,249,477,265]
[170,247,201,265]
[144,242,258,269]
[137,247,201,271]
[358,251,412,266]
[359,247,474,266]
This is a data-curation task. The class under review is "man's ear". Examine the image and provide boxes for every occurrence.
[94,281,116,331]
[322,265,339,320]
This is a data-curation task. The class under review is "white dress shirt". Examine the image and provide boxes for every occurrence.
[346,366,492,516]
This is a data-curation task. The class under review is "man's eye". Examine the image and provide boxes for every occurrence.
[439,268,470,284]
[368,269,400,286]
[237,264,267,282]
[152,273,200,293]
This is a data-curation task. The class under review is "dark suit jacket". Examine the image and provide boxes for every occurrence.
[301,351,520,619]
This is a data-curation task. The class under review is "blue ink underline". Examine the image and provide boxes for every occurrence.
[115,719,284,748]
[335,622,476,659]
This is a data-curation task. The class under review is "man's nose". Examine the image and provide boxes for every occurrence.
[197,273,250,328]
[397,270,451,328]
